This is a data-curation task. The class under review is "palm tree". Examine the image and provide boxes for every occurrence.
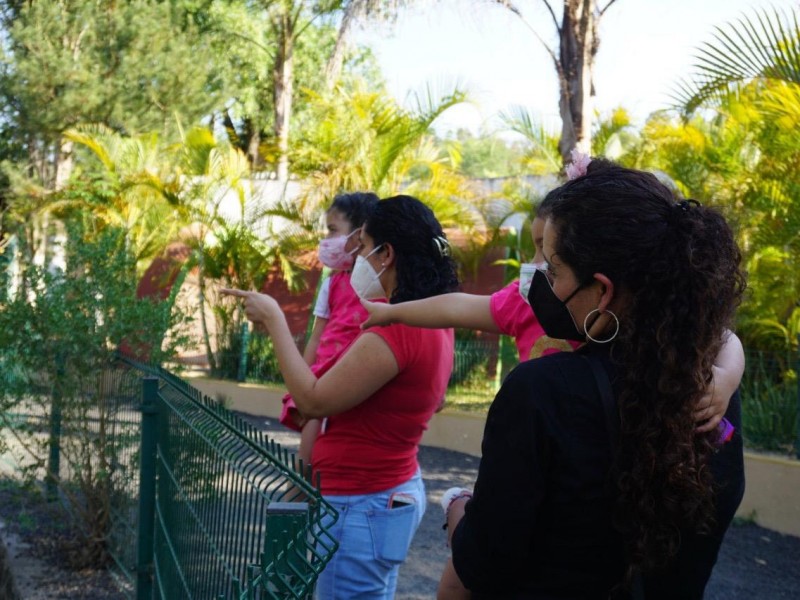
[675,6,800,115]
[61,125,185,272]
[499,106,561,176]
[290,80,522,279]
[666,7,800,356]
[292,81,484,231]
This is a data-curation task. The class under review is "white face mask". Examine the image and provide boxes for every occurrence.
[350,245,386,300]
[519,262,544,304]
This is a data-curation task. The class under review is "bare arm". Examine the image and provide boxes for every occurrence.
[438,557,471,600]
[436,494,472,597]
[695,330,745,432]
[298,419,322,466]
[361,293,499,333]
[221,289,399,419]
[302,316,328,365]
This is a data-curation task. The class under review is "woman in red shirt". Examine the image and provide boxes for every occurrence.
[222,195,459,599]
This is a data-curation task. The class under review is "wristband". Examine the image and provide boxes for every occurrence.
[440,487,472,530]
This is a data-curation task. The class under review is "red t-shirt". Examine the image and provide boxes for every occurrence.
[490,280,579,361]
[311,324,455,495]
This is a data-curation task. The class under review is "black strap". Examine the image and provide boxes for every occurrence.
[585,354,646,600]
[585,354,619,449]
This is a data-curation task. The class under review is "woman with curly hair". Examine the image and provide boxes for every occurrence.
[223,194,459,599]
[442,165,746,599]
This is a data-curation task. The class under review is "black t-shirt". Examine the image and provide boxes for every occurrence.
[451,346,745,599]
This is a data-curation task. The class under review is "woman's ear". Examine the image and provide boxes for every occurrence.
[380,243,395,268]
[593,273,615,312]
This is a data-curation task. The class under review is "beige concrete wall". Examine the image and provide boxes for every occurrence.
[738,453,800,537]
[187,376,285,419]
[421,411,485,457]
[192,377,800,537]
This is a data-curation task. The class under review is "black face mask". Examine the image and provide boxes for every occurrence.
[527,269,586,342]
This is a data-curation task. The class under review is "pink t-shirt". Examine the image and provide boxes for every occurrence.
[489,280,579,361]
[313,271,368,366]
[280,272,368,431]
[311,324,455,495]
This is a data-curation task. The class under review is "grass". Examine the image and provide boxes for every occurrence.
[445,357,497,413]
[442,388,494,413]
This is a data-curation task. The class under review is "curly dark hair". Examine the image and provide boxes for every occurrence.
[545,165,746,580]
[536,157,618,219]
[329,191,379,229]
[363,195,459,303]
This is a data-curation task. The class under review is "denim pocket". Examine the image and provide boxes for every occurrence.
[367,503,417,564]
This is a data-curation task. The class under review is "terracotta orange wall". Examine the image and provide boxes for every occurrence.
[261,245,510,346]
[260,263,323,340]
[135,242,511,359]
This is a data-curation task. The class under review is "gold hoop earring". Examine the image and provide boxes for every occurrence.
[584,309,619,344]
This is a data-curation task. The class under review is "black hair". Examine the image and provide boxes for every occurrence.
[362,195,459,303]
[546,165,746,580]
[328,192,379,231]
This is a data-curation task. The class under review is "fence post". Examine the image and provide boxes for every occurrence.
[494,335,516,390]
[136,377,159,600]
[263,502,311,597]
[237,321,250,383]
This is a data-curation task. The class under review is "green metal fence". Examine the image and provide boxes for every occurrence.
[121,357,339,599]
[221,329,502,392]
[0,357,339,599]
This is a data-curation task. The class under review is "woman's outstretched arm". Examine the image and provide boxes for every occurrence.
[361,293,499,332]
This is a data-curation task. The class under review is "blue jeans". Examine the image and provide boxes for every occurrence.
[314,470,426,599]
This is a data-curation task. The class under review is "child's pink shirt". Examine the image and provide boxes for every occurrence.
[313,271,368,366]
[489,280,579,361]
[280,271,368,431]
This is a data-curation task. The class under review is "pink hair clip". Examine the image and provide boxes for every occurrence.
[565,148,592,180]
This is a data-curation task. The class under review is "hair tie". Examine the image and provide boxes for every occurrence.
[676,199,700,211]
[433,236,450,258]
[565,149,592,180]
[666,198,701,229]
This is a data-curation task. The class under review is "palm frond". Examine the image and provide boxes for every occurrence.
[499,106,561,174]
[676,6,800,115]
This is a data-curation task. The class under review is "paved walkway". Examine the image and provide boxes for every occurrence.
[243,413,800,600]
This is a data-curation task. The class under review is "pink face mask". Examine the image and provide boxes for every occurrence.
[318,230,359,270]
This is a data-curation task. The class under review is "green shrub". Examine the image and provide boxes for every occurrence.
[740,350,798,455]
[0,221,189,566]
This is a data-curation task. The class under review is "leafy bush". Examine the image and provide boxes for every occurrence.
[0,221,189,566]
[214,325,286,384]
[740,350,798,455]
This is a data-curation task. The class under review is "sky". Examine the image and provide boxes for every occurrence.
[353,0,793,136]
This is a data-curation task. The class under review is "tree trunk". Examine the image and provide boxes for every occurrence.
[222,110,243,153]
[197,253,217,373]
[273,13,294,183]
[324,1,360,89]
[246,122,262,171]
[557,0,598,164]
[54,138,74,190]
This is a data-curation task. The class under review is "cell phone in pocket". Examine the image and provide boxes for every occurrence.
[388,492,415,509]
